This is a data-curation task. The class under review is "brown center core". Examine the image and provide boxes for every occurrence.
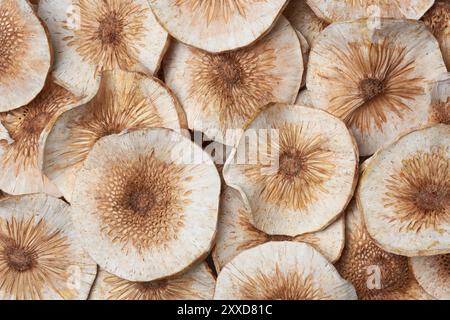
[415,184,449,212]
[267,234,294,242]
[136,279,168,291]
[360,78,385,101]
[127,191,156,215]
[6,246,35,272]
[98,12,124,45]
[23,112,48,135]
[216,54,243,86]
[279,152,303,177]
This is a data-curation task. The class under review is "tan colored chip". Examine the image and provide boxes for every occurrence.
[0,194,97,300]
[307,19,447,156]
[423,1,450,70]
[358,125,450,256]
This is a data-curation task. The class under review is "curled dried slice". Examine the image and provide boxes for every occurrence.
[0,0,51,112]
[44,69,186,202]
[164,16,303,147]
[0,194,97,300]
[306,0,434,22]
[214,242,356,300]
[90,263,215,300]
[71,128,220,281]
[410,254,450,300]
[38,0,168,99]
[213,187,345,272]
[335,201,432,300]
[223,104,358,236]
[149,0,288,53]
[307,19,447,156]
[430,73,450,124]
[0,81,81,196]
[358,125,450,256]
[422,1,450,70]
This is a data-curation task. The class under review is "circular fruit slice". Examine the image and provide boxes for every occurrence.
[223,104,358,236]
[90,263,215,300]
[358,125,450,256]
[335,201,432,300]
[410,254,450,300]
[44,69,186,202]
[0,0,51,112]
[306,0,434,22]
[71,128,220,281]
[149,0,288,53]
[38,0,168,99]
[214,241,357,300]
[0,194,97,300]
[0,81,82,196]
[164,16,303,147]
[213,187,345,272]
[307,19,447,156]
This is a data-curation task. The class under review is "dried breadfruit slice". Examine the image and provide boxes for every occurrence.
[0,81,82,196]
[0,194,97,300]
[430,73,450,124]
[285,0,328,45]
[307,19,447,156]
[90,263,215,300]
[38,0,169,99]
[44,69,186,202]
[410,254,450,300]
[423,1,450,70]
[296,30,310,88]
[335,201,432,300]
[164,16,303,147]
[0,0,51,112]
[212,187,345,272]
[358,125,450,257]
[71,128,220,282]
[149,0,288,53]
[214,241,357,300]
[223,104,358,236]
[306,0,434,23]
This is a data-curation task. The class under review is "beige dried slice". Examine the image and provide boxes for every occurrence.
[0,0,51,112]
[44,69,186,202]
[149,0,288,53]
[307,0,434,23]
[0,194,97,300]
[358,125,450,257]
[335,201,432,300]
[422,1,450,70]
[164,16,303,147]
[0,81,82,196]
[38,0,168,99]
[212,187,345,272]
[285,0,328,45]
[214,242,356,300]
[223,104,358,236]
[307,19,447,156]
[295,89,313,107]
[296,30,310,88]
[90,263,215,300]
[410,254,450,300]
[430,72,450,124]
[71,128,220,282]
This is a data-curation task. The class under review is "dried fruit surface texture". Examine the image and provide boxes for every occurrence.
[307,19,447,156]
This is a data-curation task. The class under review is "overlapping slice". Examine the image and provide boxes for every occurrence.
[213,187,345,271]
[224,104,358,236]
[411,254,450,300]
[0,194,97,300]
[149,0,288,53]
[44,69,186,202]
[164,16,303,146]
[38,0,168,99]
[214,242,357,300]
[0,0,51,112]
[90,263,215,300]
[0,81,82,196]
[358,125,450,256]
[306,0,434,22]
[307,19,447,156]
[430,73,450,124]
[71,128,220,282]
[335,201,432,300]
